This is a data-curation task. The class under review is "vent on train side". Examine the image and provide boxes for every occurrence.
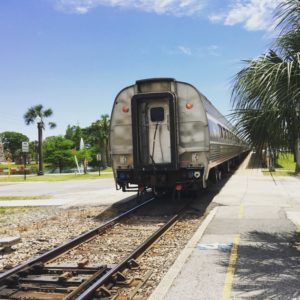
[136,78,175,93]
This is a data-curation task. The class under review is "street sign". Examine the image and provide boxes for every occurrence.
[96,154,102,161]
[22,142,29,153]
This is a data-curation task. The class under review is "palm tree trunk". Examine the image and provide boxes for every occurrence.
[99,141,107,168]
[295,138,300,172]
[83,158,88,174]
[101,147,107,168]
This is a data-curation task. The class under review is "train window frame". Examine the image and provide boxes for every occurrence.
[209,120,222,139]
[150,107,164,122]
[214,123,219,138]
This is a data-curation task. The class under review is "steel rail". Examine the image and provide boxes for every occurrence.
[75,204,188,300]
[0,197,155,283]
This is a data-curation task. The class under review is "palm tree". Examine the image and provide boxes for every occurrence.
[231,0,300,171]
[24,104,56,175]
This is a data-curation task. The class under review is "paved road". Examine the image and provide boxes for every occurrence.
[0,178,134,206]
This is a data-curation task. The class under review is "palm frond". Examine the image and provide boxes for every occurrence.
[24,104,56,129]
[23,107,37,125]
[276,0,300,33]
[44,108,53,118]
[48,122,56,129]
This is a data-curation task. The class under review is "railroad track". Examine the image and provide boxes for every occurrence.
[0,197,194,299]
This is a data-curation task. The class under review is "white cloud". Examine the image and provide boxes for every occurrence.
[163,45,221,57]
[54,0,283,32]
[207,45,220,56]
[209,0,282,31]
[74,6,89,14]
[55,0,207,16]
[178,46,192,55]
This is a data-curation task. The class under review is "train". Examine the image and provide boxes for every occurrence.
[109,78,249,194]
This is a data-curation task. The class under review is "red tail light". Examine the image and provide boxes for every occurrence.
[176,183,183,191]
[186,102,193,109]
[123,105,129,113]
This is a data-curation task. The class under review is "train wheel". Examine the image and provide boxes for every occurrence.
[171,188,183,201]
[209,167,221,183]
[225,161,231,173]
[218,169,222,181]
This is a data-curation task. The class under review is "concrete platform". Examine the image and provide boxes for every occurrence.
[150,154,300,300]
[0,236,21,247]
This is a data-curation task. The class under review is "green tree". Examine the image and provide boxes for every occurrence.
[43,136,74,173]
[65,125,82,149]
[231,0,300,171]
[24,104,56,175]
[0,131,29,162]
[85,114,110,168]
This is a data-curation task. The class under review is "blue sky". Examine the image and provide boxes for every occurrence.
[0,0,281,141]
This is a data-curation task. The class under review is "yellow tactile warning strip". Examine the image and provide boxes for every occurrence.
[221,234,241,300]
[221,202,244,300]
[238,203,244,219]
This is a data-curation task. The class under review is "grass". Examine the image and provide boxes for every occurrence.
[0,172,113,182]
[0,206,37,215]
[101,167,112,172]
[0,163,33,168]
[262,170,300,176]
[275,152,296,171]
[0,163,112,171]
[262,152,299,176]
[0,195,51,200]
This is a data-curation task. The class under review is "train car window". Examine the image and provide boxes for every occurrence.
[218,125,223,138]
[222,127,224,138]
[150,107,164,122]
[208,120,214,138]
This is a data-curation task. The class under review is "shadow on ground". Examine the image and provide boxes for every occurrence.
[221,231,300,299]
[246,152,262,169]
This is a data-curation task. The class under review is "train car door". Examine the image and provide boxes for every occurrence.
[132,92,177,170]
[147,100,171,164]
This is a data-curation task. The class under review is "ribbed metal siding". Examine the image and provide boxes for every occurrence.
[209,143,242,166]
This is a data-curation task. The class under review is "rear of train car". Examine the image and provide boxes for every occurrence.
[109,78,248,193]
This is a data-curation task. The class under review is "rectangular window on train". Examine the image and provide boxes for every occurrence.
[150,107,164,122]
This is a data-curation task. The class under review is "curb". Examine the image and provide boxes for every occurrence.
[148,206,218,300]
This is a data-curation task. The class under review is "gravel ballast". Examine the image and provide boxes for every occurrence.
[0,206,107,271]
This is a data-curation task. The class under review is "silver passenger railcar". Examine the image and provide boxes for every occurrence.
[109,78,248,193]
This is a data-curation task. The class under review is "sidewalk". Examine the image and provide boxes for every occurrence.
[150,153,300,300]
